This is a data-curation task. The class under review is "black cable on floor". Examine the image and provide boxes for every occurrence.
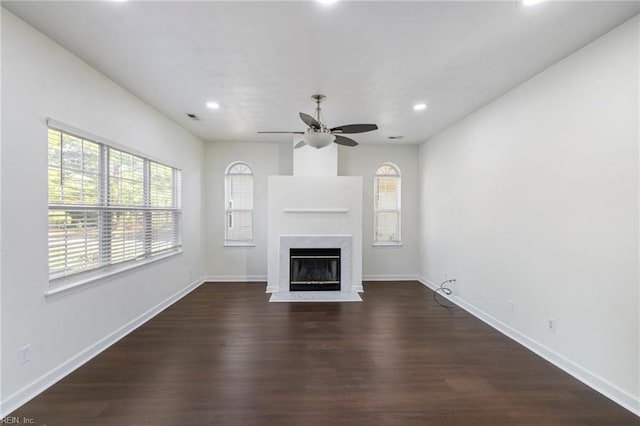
[433,279,455,310]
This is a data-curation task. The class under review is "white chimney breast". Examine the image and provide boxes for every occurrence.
[266,175,363,296]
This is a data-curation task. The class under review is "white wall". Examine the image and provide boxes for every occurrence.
[204,141,288,280]
[205,142,420,281]
[339,144,420,280]
[1,10,205,414]
[419,16,639,413]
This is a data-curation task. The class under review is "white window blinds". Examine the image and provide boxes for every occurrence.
[374,163,401,244]
[225,162,253,244]
[48,127,182,281]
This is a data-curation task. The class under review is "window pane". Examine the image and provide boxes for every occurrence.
[224,162,253,243]
[48,130,63,203]
[376,211,399,242]
[228,163,251,175]
[376,164,398,176]
[227,174,253,210]
[226,210,252,241]
[150,162,175,208]
[374,164,401,243]
[61,133,83,171]
[48,129,100,206]
[48,209,100,277]
[48,129,62,167]
[109,148,144,206]
[150,210,177,254]
[48,166,62,204]
[110,211,145,264]
[375,177,399,210]
[83,140,100,174]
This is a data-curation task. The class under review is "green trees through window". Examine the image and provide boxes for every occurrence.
[48,128,182,281]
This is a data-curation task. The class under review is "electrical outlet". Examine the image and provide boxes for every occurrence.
[18,345,31,365]
[508,300,515,312]
[546,318,556,332]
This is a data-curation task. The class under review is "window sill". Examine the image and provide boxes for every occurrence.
[224,242,256,247]
[372,242,403,247]
[46,250,183,298]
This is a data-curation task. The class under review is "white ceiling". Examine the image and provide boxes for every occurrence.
[3,1,639,145]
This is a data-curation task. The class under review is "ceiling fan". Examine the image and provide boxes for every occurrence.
[257,94,378,149]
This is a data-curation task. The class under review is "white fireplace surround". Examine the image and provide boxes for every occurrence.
[267,175,363,302]
[269,234,362,302]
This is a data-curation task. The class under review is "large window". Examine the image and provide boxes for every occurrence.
[373,163,401,244]
[224,162,254,245]
[48,126,182,283]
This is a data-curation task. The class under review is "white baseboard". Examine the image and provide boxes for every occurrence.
[0,277,206,418]
[417,276,640,417]
[363,274,420,282]
[203,275,267,282]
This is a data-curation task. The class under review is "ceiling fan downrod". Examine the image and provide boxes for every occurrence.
[311,94,326,126]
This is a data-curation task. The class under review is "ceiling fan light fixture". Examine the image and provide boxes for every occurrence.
[302,131,335,149]
[257,94,376,149]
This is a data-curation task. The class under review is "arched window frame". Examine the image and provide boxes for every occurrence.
[224,161,254,246]
[373,162,401,245]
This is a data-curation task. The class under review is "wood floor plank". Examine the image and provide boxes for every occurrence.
[10,282,640,425]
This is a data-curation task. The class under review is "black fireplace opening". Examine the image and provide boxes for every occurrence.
[290,248,341,291]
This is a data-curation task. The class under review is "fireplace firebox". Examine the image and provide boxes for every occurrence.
[290,248,340,291]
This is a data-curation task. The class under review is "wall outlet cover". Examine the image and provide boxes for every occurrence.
[547,318,556,332]
[18,345,31,364]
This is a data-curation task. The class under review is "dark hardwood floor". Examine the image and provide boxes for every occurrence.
[11,282,640,425]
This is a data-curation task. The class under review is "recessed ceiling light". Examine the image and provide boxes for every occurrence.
[413,103,427,111]
[318,0,339,5]
[206,101,220,110]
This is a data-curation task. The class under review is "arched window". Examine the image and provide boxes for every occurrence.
[225,162,253,245]
[373,163,401,244]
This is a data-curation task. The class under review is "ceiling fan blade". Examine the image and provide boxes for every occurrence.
[257,131,305,134]
[299,112,321,129]
[333,135,358,147]
[330,124,378,134]
[294,141,306,149]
